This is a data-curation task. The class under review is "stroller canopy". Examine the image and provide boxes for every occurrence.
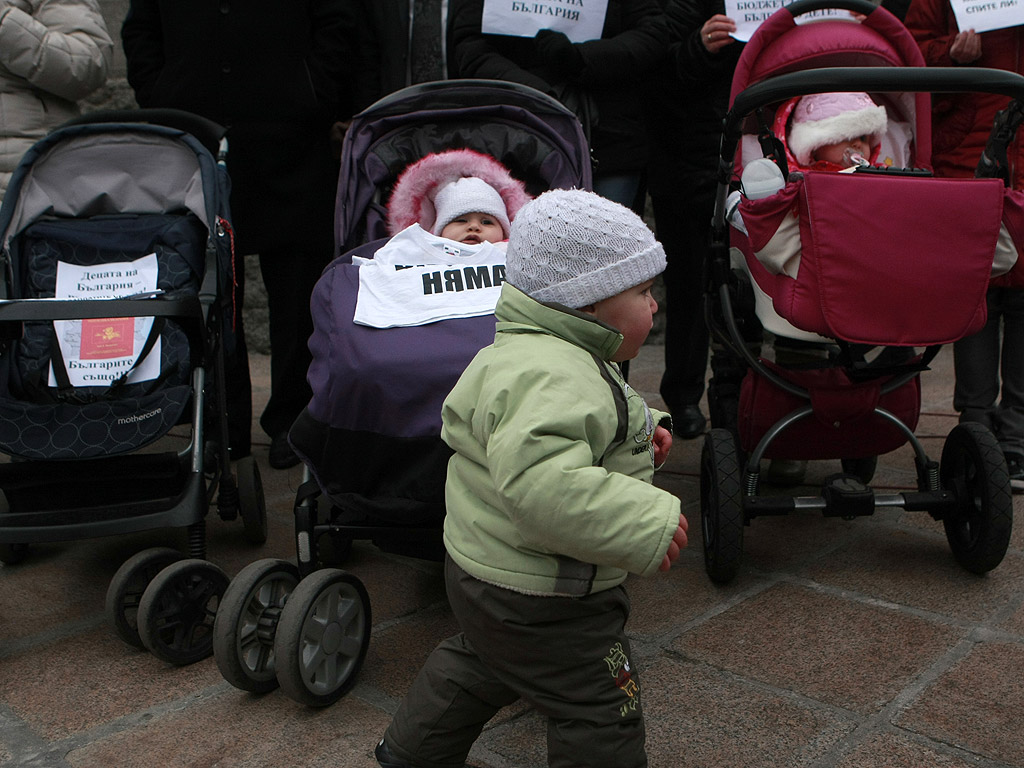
[729,0,931,168]
[334,79,592,255]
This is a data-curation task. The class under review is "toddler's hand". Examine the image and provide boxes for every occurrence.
[659,514,688,571]
[653,425,672,467]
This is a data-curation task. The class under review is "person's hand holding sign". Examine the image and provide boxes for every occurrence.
[701,14,738,53]
[535,29,586,77]
[949,28,982,63]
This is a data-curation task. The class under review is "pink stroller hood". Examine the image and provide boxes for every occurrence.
[730,5,931,166]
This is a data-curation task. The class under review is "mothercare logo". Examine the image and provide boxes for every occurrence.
[117,407,162,426]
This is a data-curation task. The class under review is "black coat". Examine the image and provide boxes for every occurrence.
[646,0,743,195]
[121,0,350,254]
[347,0,454,113]
[347,0,413,114]
[448,0,667,175]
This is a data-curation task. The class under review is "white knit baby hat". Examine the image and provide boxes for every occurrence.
[431,176,512,237]
[787,92,888,166]
[505,189,666,308]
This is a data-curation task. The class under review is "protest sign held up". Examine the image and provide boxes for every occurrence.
[482,0,610,43]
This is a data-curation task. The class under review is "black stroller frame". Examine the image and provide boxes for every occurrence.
[702,35,1024,583]
[0,109,267,665]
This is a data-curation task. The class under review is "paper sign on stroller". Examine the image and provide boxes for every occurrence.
[49,253,161,387]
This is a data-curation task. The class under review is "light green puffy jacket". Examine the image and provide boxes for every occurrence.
[441,283,681,597]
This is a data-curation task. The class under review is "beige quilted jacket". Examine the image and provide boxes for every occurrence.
[0,0,112,202]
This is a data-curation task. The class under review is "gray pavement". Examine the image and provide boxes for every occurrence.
[2,341,1024,768]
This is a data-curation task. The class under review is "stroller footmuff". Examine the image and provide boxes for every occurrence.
[702,0,1019,583]
[0,110,267,665]
[212,80,593,706]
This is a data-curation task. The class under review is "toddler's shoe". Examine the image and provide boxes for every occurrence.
[375,737,479,768]
[375,738,412,768]
[1005,452,1024,493]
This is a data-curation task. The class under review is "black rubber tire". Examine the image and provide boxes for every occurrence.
[213,558,300,693]
[841,455,878,484]
[106,547,186,649]
[274,568,371,707]
[940,422,1013,574]
[701,428,745,584]
[236,456,268,545]
[0,542,29,565]
[138,559,230,665]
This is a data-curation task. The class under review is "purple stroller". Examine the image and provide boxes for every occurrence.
[212,80,592,706]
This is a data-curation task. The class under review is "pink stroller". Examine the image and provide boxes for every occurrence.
[702,0,1024,582]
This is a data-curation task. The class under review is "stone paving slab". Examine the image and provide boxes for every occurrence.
[2,344,1023,768]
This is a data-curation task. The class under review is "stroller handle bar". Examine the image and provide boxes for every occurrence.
[722,66,1024,166]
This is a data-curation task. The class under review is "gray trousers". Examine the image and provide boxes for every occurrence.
[384,557,647,768]
[953,286,1024,457]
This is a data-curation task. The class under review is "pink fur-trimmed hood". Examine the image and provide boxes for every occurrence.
[387,149,532,236]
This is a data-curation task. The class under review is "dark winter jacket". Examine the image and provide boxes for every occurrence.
[905,0,1024,186]
[448,0,667,175]
[347,0,452,114]
[121,0,351,254]
[646,0,743,196]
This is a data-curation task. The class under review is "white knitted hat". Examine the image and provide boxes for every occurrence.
[431,176,512,237]
[787,92,888,166]
[506,189,666,308]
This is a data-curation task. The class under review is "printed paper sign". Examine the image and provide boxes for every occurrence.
[354,225,507,328]
[482,0,609,43]
[950,0,1023,33]
[50,253,161,387]
[726,0,856,42]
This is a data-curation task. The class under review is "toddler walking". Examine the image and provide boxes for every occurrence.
[374,189,688,768]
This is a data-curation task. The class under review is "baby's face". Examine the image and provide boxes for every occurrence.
[584,279,659,362]
[813,135,873,167]
[440,212,504,245]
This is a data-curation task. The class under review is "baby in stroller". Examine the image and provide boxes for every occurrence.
[701,0,1021,585]
[291,148,530,551]
[728,89,897,484]
[782,90,889,172]
[349,149,529,334]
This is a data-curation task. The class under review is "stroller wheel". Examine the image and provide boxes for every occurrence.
[106,547,186,649]
[236,456,268,545]
[274,568,371,707]
[0,542,30,565]
[214,558,300,693]
[701,428,745,584]
[138,559,230,665]
[939,423,1013,575]
[841,456,878,484]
